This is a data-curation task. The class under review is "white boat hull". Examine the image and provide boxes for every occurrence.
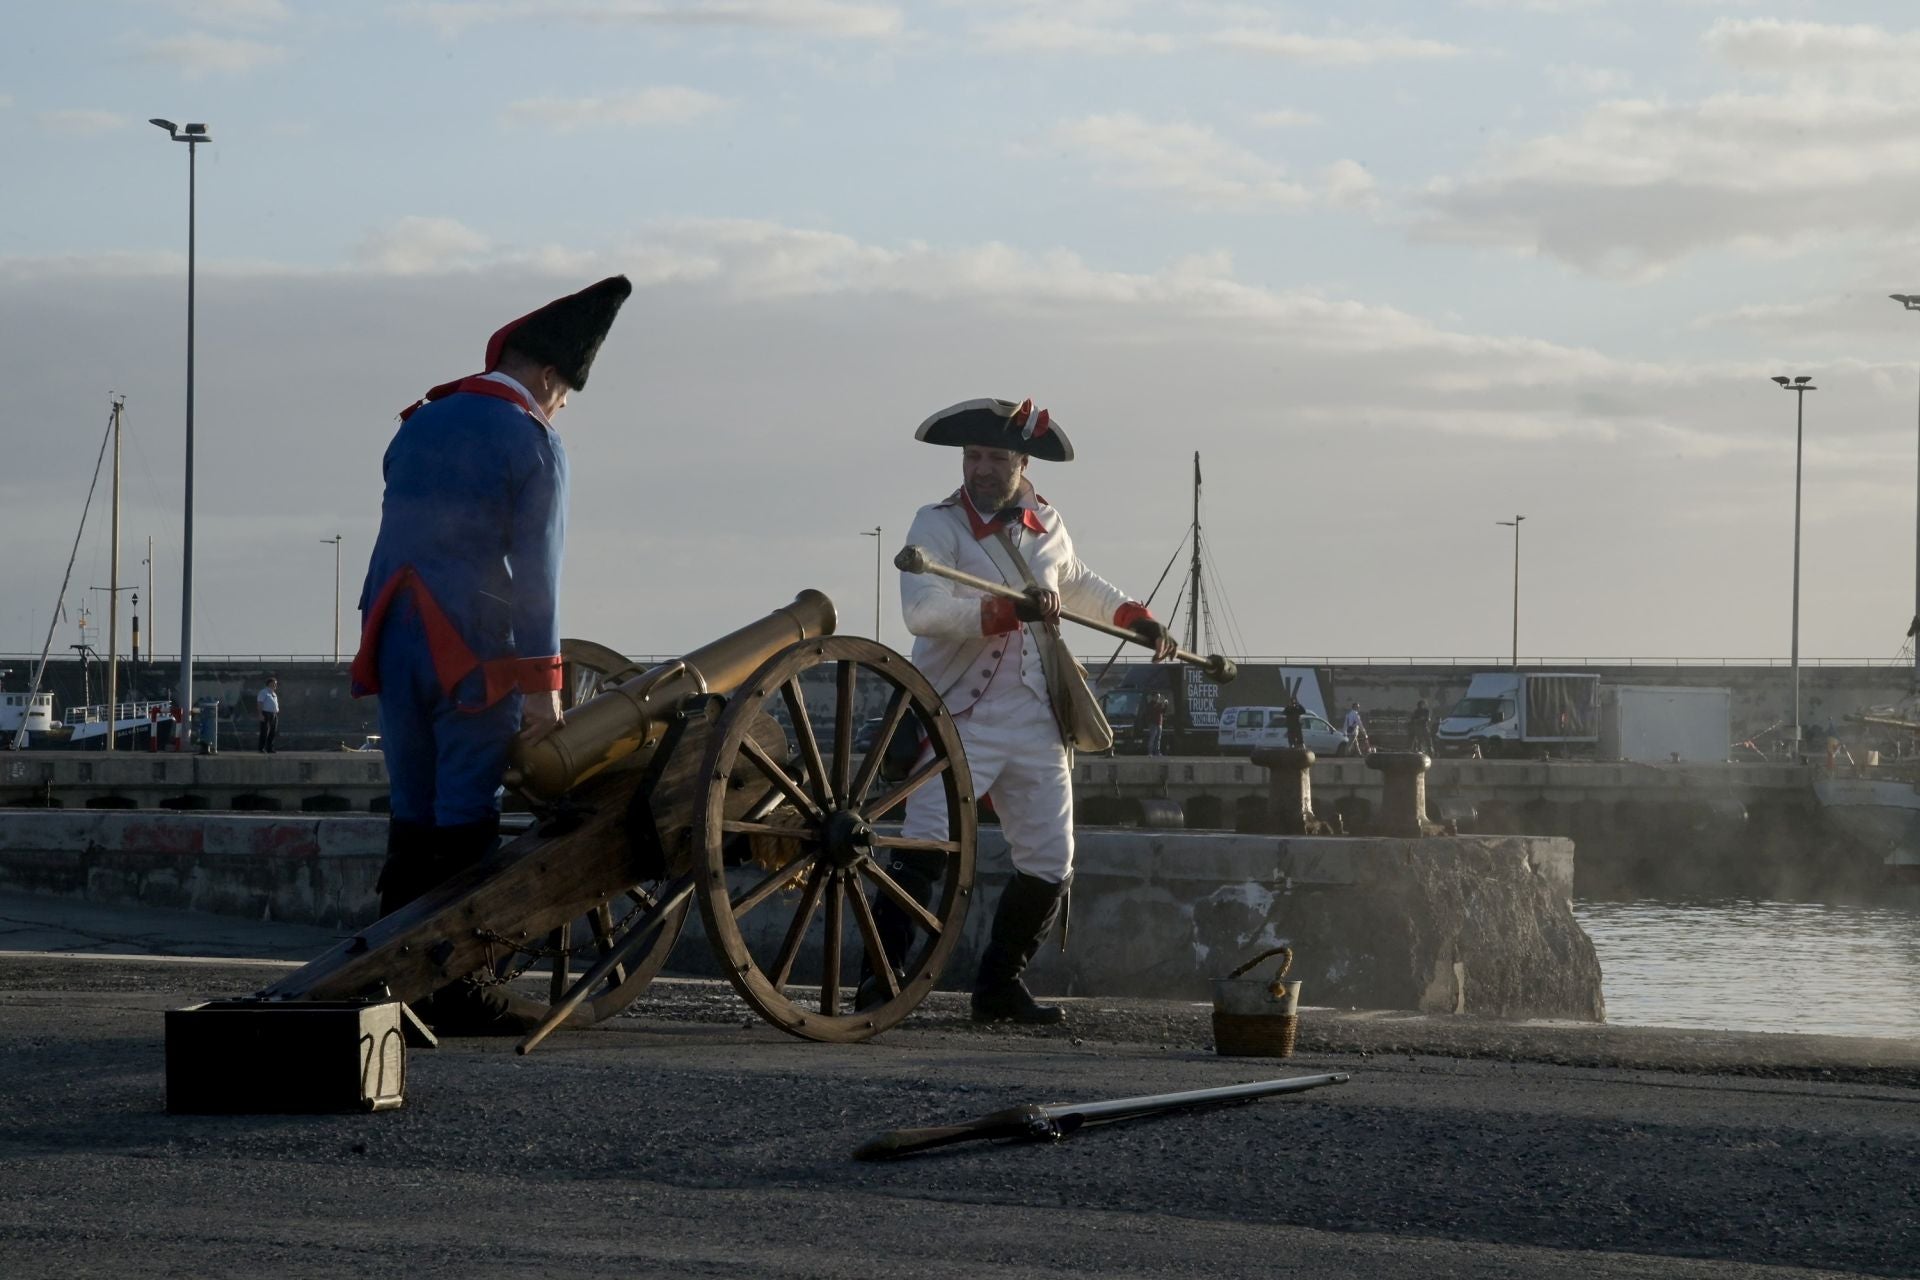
[1814,775,1920,879]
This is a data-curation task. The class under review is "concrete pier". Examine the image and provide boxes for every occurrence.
[0,811,1600,1020]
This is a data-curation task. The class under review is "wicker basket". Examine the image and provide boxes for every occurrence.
[1210,945,1302,1059]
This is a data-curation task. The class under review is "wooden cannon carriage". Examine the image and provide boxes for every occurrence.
[251,589,980,1049]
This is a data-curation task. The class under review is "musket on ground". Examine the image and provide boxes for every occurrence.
[852,1072,1350,1161]
[894,545,1238,684]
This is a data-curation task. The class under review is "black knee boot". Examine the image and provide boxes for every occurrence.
[405,815,532,1037]
[375,819,440,917]
[971,872,1067,1025]
[855,855,936,1012]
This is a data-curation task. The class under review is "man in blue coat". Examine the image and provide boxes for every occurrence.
[350,275,630,1031]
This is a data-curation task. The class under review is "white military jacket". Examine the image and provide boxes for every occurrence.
[901,483,1137,717]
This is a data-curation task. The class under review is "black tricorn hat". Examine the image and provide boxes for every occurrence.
[486,275,632,390]
[914,397,1074,463]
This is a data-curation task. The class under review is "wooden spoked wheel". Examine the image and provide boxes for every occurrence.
[490,639,691,1026]
[560,637,646,709]
[692,636,976,1043]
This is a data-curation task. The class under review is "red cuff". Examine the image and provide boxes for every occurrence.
[511,654,565,694]
[981,597,1021,635]
[1113,602,1153,630]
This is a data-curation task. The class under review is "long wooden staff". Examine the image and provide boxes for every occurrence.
[895,545,1238,684]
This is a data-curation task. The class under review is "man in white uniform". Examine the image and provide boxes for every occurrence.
[881,397,1176,1024]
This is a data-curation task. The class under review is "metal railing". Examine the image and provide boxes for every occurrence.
[61,700,173,726]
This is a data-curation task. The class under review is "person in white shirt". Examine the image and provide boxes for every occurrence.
[257,676,281,753]
[868,397,1176,1025]
[1343,701,1366,755]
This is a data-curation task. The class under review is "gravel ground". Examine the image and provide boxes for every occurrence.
[3,893,1918,1278]
[2,952,1917,1279]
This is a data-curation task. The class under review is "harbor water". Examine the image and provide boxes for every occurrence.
[1576,899,1920,1040]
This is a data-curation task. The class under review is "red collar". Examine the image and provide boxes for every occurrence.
[398,374,543,424]
[945,490,1047,540]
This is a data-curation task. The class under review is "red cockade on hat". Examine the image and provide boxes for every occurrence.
[1010,398,1052,442]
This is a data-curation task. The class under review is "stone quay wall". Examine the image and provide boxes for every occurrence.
[0,812,1600,1020]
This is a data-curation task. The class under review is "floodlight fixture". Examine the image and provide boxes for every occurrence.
[149,117,177,132]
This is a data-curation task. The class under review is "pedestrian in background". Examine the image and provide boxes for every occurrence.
[1144,690,1169,756]
[256,676,280,754]
[1407,698,1432,754]
[1283,695,1306,749]
[1343,701,1368,755]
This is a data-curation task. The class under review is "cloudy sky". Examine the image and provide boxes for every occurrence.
[7,0,1920,666]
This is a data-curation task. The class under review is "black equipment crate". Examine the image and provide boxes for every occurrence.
[165,999,418,1114]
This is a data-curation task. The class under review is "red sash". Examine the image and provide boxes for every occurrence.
[348,567,562,708]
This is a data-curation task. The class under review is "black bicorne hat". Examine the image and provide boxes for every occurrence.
[914,397,1074,462]
[487,275,633,391]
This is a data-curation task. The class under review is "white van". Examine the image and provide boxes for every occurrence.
[1218,706,1348,756]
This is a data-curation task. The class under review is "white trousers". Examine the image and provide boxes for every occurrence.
[902,684,1074,884]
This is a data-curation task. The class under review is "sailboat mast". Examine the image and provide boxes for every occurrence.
[1186,452,1204,654]
[106,397,122,752]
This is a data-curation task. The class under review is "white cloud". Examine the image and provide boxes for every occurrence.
[1415,21,1920,276]
[350,217,495,275]
[1209,27,1466,65]
[140,32,288,76]
[1044,115,1383,215]
[1250,108,1319,129]
[411,0,903,39]
[503,86,729,132]
[34,109,123,136]
[1705,17,1920,74]
[1046,114,1312,211]
[1461,0,1600,11]
[171,0,291,26]
[1322,159,1379,210]
[975,16,1175,55]
[1546,64,1633,96]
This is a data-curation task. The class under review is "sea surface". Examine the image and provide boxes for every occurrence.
[1575,899,1920,1040]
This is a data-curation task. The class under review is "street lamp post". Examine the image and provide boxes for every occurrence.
[321,535,343,664]
[1495,515,1524,670]
[1771,374,1817,754]
[150,117,211,740]
[860,527,882,642]
[1889,294,1920,689]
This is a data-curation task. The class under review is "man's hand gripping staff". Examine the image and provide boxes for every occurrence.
[895,545,1237,683]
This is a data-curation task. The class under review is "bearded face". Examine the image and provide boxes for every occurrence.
[962,445,1027,512]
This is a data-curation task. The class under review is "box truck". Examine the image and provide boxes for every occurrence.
[1434,672,1600,758]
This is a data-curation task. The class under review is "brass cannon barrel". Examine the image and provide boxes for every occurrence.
[505,589,837,799]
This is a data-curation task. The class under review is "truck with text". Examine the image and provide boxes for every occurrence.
[1099,662,1327,756]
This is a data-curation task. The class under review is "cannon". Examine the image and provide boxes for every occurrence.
[244,590,980,1050]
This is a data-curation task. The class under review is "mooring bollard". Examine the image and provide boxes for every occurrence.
[1366,750,1431,837]
[1251,746,1317,835]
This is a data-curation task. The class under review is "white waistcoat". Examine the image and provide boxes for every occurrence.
[899,489,1131,718]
